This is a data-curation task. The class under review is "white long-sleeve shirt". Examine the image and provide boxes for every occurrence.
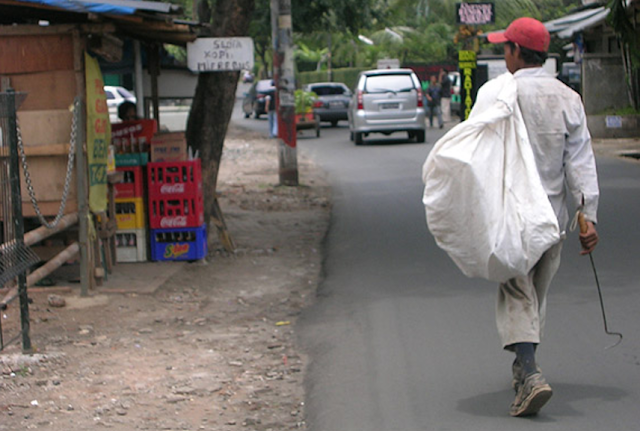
[474,67,599,232]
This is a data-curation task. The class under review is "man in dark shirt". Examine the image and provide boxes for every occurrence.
[425,75,443,129]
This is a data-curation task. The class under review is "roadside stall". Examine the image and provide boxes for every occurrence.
[0,0,197,304]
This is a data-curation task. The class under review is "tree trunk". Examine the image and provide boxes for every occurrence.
[185,0,255,240]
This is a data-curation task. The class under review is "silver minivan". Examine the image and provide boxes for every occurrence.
[348,68,426,145]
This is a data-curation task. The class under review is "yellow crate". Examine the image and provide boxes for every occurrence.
[115,197,146,230]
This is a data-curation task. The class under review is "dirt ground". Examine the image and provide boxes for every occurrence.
[0,123,331,430]
[1,121,637,431]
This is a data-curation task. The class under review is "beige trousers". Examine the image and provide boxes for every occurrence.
[496,241,564,349]
[441,97,451,123]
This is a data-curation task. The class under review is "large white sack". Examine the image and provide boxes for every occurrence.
[422,73,560,283]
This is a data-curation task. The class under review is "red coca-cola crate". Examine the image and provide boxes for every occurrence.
[114,166,145,199]
[148,194,204,229]
[147,160,202,198]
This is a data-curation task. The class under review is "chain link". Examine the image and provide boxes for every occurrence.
[17,98,79,229]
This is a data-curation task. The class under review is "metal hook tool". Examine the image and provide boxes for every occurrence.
[578,212,623,350]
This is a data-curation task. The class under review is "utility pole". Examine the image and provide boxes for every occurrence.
[271,0,298,186]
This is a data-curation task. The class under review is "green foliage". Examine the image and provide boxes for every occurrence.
[165,45,187,63]
[248,0,273,77]
[607,0,640,67]
[297,67,363,89]
[599,106,640,116]
[253,0,587,85]
[295,42,329,71]
[332,68,363,89]
[294,89,318,114]
[291,0,380,34]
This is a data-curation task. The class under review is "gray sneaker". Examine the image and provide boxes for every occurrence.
[510,372,553,417]
[512,359,542,392]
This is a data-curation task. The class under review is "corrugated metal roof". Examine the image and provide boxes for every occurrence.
[12,0,179,16]
[0,0,198,44]
[483,5,616,42]
[545,6,610,39]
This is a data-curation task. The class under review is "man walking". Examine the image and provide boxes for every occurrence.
[483,17,600,417]
[439,68,452,123]
[425,75,443,128]
[265,83,278,139]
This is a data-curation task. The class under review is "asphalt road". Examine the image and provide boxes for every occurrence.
[269,118,640,431]
[181,99,639,429]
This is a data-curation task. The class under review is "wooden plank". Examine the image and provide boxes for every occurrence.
[73,29,93,295]
[4,70,77,110]
[22,143,71,156]
[0,23,115,37]
[0,34,74,74]
[0,23,76,37]
[16,110,73,146]
[21,200,78,218]
[0,154,77,217]
[19,155,77,202]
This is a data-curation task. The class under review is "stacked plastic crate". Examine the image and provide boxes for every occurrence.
[147,159,207,261]
[113,164,147,262]
[111,119,157,263]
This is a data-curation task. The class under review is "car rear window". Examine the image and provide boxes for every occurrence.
[364,74,415,93]
[116,88,133,99]
[256,80,274,91]
[311,85,346,96]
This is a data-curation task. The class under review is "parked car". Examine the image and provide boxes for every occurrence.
[242,79,275,119]
[348,68,426,145]
[242,70,254,83]
[303,82,351,127]
[104,86,136,109]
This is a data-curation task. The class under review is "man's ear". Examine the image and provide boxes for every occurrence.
[513,44,523,60]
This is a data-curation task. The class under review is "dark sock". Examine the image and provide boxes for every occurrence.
[513,343,537,376]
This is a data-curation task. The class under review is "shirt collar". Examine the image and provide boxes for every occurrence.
[513,67,549,78]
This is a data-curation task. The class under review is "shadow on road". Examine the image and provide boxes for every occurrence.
[457,382,627,420]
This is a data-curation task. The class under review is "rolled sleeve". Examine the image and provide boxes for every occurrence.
[563,101,599,223]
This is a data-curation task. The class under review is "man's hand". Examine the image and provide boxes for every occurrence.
[579,220,599,255]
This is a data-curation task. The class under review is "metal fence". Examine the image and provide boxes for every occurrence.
[0,90,39,352]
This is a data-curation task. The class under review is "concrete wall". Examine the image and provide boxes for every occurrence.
[142,68,198,99]
[587,114,640,139]
[582,53,628,115]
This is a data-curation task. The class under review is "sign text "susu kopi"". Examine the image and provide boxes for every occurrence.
[187,37,255,73]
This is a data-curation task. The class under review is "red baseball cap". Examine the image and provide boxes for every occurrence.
[487,17,550,53]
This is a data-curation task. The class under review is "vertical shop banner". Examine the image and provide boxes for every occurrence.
[85,52,111,213]
[458,50,477,120]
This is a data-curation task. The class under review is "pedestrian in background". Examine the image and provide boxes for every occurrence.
[118,101,138,122]
[425,75,443,129]
[484,17,599,417]
[265,85,278,139]
[439,69,452,123]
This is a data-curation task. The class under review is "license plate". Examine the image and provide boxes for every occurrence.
[330,101,343,108]
[381,102,399,110]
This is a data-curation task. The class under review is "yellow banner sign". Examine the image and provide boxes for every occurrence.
[84,52,111,213]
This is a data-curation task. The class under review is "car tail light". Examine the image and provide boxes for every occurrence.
[357,90,364,110]
[417,88,424,108]
[313,100,323,108]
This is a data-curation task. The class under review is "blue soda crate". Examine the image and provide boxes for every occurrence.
[150,224,207,261]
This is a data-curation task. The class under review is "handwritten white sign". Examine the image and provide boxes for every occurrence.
[187,37,254,73]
